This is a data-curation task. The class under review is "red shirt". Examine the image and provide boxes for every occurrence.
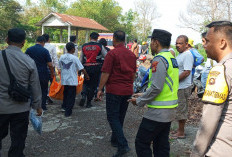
[127,42,133,50]
[102,43,137,95]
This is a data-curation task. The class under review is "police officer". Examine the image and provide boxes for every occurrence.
[191,21,232,157]
[79,32,107,108]
[129,29,179,157]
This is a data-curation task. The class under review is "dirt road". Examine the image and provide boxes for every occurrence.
[1,95,201,157]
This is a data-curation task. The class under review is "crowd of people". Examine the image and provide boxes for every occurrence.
[0,20,232,157]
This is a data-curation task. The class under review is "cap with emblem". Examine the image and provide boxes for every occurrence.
[148,29,172,43]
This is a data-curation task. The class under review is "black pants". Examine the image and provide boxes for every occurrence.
[135,118,171,157]
[40,79,49,110]
[0,111,29,157]
[62,85,76,116]
[106,93,131,150]
[81,65,101,102]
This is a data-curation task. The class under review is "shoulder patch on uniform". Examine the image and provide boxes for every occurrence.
[202,65,229,104]
[152,61,159,72]
[171,58,178,68]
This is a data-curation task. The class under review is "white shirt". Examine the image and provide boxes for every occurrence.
[176,50,194,89]
[59,53,84,86]
[44,43,60,69]
[204,58,217,69]
[138,44,142,54]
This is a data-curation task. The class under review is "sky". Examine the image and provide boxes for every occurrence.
[18,0,202,44]
[117,0,202,44]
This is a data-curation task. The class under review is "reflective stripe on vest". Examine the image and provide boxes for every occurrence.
[147,51,179,109]
[147,100,178,108]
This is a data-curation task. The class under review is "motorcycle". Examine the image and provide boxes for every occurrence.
[192,65,205,98]
[134,65,150,93]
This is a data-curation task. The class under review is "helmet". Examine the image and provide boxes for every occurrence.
[142,41,146,45]
[188,39,194,47]
[139,55,147,61]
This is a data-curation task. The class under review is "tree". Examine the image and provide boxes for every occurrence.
[179,0,232,32]
[66,0,123,32]
[0,0,22,43]
[19,6,48,42]
[119,9,137,42]
[25,0,67,13]
[134,0,160,42]
[17,0,138,44]
[65,0,127,45]
[19,0,67,42]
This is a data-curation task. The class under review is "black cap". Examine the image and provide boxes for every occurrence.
[148,29,172,42]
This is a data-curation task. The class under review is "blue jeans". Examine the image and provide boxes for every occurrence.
[106,93,131,150]
[201,68,211,89]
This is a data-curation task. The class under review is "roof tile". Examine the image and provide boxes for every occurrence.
[54,13,108,31]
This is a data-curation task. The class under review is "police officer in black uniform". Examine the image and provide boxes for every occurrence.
[79,32,107,108]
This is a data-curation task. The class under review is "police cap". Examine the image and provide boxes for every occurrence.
[148,29,172,43]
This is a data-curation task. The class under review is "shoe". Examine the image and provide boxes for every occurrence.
[79,98,85,107]
[86,101,92,108]
[65,113,71,117]
[60,108,65,112]
[112,148,130,157]
[111,141,118,147]
[47,96,53,104]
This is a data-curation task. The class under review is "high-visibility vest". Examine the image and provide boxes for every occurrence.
[202,65,229,104]
[147,51,179,109]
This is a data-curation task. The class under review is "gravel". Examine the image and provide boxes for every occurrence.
[1,94,202,157]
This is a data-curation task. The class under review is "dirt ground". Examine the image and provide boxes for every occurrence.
[1,93,203,157]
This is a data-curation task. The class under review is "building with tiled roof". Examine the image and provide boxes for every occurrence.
[36,12,109,43]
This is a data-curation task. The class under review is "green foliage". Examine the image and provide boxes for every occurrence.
[120,9,137,42]
[65,0,138,44]
[66,0,122,32]
[26,0,67,13]
[170,44,207,65]
[21,41,35,53]
[58,45,64,49]
[0,43,8,50]
[2,0,137,45]
[20,6,46,42]
[19,0,67,42]
[198,48,207,61]
[134,17,152,42]
[0,0,22,43]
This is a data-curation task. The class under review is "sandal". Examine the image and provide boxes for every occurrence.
[170,130,177,134]
[170,134,186,139]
